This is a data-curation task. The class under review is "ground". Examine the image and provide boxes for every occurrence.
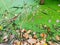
[0,0,60,43]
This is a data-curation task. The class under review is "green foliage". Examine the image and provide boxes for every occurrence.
[0,0,60,43]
